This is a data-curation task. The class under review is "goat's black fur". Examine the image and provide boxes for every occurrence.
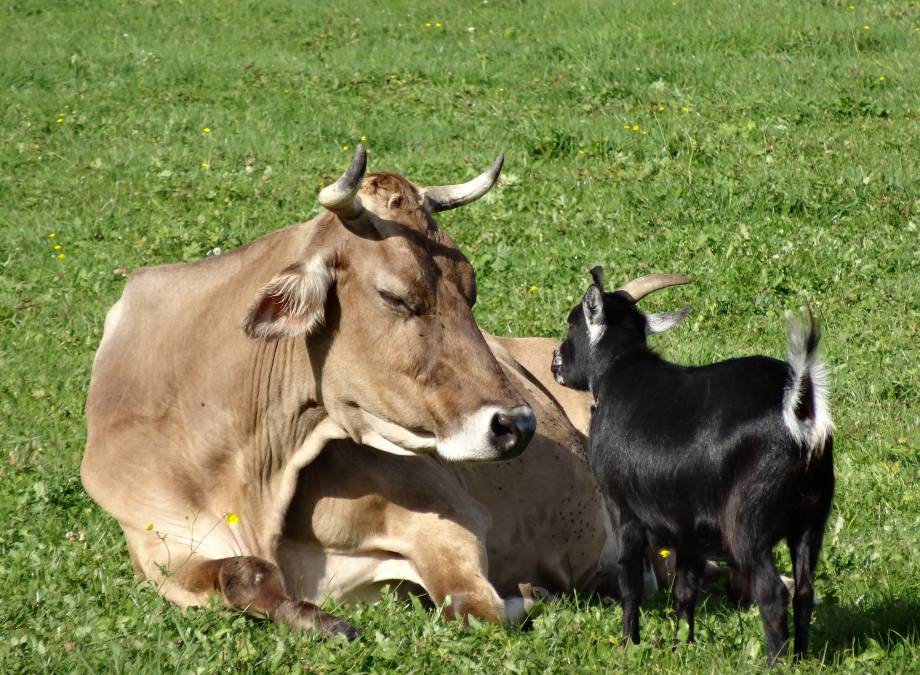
[552,268,835,665]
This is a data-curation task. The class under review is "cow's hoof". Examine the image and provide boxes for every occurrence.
[320,617,360,641]
[275,600,358,639]
[518,582,555,612]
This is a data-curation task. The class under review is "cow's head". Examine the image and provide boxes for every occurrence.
[243,146,535,462]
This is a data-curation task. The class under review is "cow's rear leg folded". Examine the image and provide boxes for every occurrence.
[185,556,357,638]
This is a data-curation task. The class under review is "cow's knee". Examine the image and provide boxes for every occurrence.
[218,556,286,611]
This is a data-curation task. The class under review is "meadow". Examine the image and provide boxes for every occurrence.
[1,0,918,671]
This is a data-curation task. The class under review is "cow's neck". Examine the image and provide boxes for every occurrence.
[235,331,348,557]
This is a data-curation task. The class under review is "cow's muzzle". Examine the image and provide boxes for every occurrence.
[435,403,537,462]
[489,405,536,459]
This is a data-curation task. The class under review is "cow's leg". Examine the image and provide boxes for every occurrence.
[123,527,356,637]
[412,543,509,624]
[399,520,538,625]
[179,556,356,637]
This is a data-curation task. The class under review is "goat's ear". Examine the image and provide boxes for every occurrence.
[242,258,334,340]
[583,284,605,326]
[646,305,691,334]
[589,266,605,292]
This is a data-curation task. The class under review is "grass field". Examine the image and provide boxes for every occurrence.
[2,0,919,671]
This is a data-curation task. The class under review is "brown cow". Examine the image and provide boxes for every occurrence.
[81,147,605,637]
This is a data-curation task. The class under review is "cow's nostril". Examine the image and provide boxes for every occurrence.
[491,413,518,451]
[490,406,536,458]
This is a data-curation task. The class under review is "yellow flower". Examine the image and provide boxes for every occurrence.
[528,284,538,293]
[200,161,209,169]
[657,105,665,112]
[879,75,885,81]
[342,144,350,151]
[577,148,585,155]
[632,124,639,132]
[57,253,65,260]
[848,4,855,10]
[226,512,240,526]
[681,106,690,113]
[497,86,505,92]
[145,523,154,531]
[623,124,631,129]
[424,22,432,28]
[56,114,65,124]
[202,127,211,134]
[435,21,442,29]
[360,135,368,142]
[53,244,62,251]
[48,232,56,239]
[658,548,671,558]
[863,24,870,30]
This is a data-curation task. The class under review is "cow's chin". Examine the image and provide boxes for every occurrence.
[348,408,508,463]
[354,411,437,458]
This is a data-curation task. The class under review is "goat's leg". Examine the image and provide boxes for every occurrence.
[789,450,834,660]
[749,553,791,665]
[788,511,829,659]
[673,555,706,643]
[616,520,646,645]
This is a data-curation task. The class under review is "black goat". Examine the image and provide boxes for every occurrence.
[551,267,834,665]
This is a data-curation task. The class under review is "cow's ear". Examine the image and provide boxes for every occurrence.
[242,259,333,340]
[646,306,691,334]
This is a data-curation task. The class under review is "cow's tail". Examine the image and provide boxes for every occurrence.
[782,308,834,465]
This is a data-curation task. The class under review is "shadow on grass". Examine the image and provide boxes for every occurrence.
[570,585,919,659]
[810,596,920,658]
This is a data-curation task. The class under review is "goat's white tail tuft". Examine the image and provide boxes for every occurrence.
[783,309,834,463]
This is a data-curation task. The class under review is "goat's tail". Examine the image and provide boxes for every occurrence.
[783,308,834,464]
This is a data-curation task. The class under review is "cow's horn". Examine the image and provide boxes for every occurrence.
[618,273,691,303]
[423,154,504,213]
[319,144,367,220]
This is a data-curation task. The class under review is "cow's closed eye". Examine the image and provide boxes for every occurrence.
[378,290,416,316]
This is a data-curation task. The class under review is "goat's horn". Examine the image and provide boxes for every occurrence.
[618,273,691,303]
[422,154,504,213]
[319,144,367,220]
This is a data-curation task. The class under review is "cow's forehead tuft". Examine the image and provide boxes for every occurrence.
[362,172,423,207]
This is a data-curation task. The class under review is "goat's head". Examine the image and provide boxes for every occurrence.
[551,266,691,391]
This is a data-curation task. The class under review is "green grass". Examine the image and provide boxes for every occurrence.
[2,0,919,671]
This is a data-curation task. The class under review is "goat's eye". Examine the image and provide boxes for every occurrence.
[378,290,414,315]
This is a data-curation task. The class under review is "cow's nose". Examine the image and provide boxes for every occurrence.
[490,405,536,458]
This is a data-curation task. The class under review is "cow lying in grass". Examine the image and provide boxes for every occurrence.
[551,267,835,664]
[82,147,608,636]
